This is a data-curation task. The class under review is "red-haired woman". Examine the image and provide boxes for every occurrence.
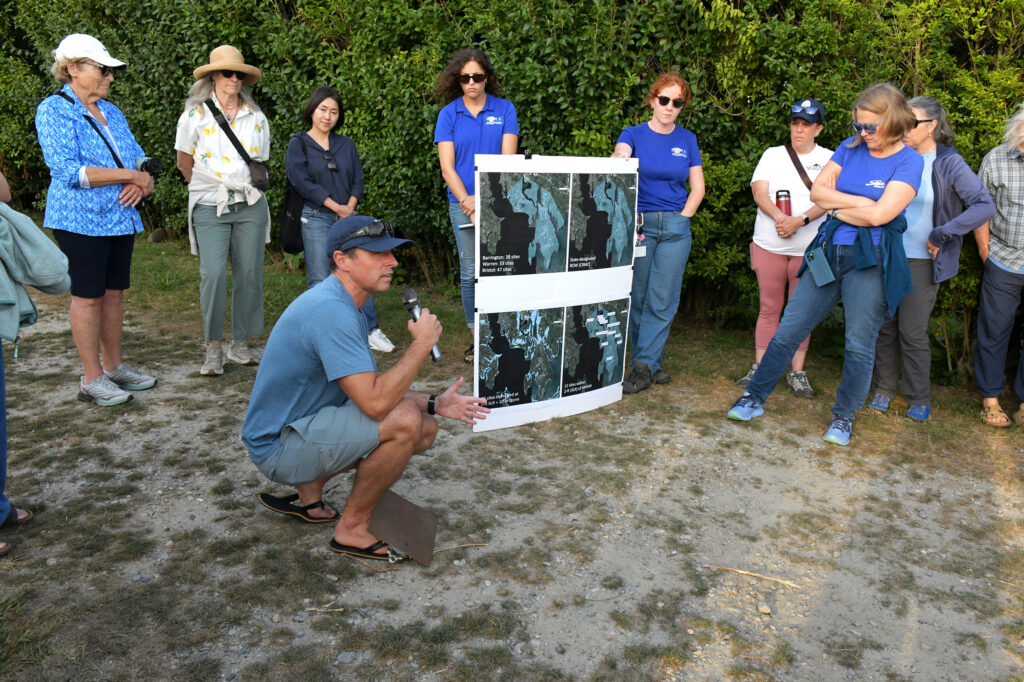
[612,71,705,394]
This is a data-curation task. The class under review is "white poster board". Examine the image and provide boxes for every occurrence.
[471,154,639,432]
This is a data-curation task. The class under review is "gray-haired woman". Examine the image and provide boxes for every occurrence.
[174,45,271,376]
[867,96,994,422]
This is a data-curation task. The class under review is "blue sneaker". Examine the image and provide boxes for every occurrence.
[867,394,892,412]
[727,393,764,421]
[906,405,931,422]
[823,415,853,445]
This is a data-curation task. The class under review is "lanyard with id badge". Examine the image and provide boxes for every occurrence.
[634,212,646,257]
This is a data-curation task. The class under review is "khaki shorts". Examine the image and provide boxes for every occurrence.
[256,402,379,486]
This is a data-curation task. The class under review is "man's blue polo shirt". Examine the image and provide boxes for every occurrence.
[434,94,518,202]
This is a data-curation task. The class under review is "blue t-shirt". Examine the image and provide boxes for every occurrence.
[616,123,702,212]
[903,150,936,258]
[433,94,518,202]
[830,137,924,245]
[241,277,376,462]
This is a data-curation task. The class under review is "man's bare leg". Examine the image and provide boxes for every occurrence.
[333,399,423,552]
[295,473,341,520]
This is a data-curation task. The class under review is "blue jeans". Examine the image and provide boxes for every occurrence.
[629,211,692,372]
[0,349,8,525]
[747,245,887,419]
[301,206,378,329]
[449,203,475,328]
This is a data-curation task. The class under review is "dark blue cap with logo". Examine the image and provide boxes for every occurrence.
[327,215,413,255]
[789,99,825,125]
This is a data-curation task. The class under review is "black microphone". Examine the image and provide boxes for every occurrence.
[400,288,442,363]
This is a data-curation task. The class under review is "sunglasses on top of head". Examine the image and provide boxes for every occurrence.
[219,70,247,81]
[341,221,395,247]
[657,95,685,109]
[458,72,486,84]
[851,120,882,135]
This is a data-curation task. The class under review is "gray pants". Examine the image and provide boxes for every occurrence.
[871,258,939,406]
[193,199,267,343]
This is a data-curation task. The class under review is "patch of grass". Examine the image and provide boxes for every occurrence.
[822,633,883,669]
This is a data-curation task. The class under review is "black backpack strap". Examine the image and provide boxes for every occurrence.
[205,98,252,164]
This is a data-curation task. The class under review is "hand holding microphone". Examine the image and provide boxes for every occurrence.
[401,288,442,362]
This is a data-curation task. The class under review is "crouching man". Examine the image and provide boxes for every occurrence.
[242,215,488,560]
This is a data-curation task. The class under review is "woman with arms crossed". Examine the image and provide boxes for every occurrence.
[434,48,518,364]
[612,71,705,394]
[728,83,923,445]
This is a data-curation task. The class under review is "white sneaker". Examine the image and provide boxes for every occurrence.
[201,343,224,376]
[105,363,157,390]
[226,340,259,365]
[368,328,395,353]
[78,375,133,406]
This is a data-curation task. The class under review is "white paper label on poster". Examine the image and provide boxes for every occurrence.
[471,154,638,432]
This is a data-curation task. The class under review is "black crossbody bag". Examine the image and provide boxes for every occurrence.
[204,98,270,191]
[280,133,308,254]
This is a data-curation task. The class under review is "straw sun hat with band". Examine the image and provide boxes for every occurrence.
[193,45,261,86]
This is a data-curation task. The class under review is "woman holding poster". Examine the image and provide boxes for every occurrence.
[612,71,705,394]
[434,48,519,364]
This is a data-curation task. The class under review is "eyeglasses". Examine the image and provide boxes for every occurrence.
[657,95,685,109]
[323,155,338,171]
[791,103,819,115]
[458,72,486,84]
[340,221,395,247]
[219,70,247,80]
[913,118,936,128]
[851,120,883,135]
[82,60,119,78]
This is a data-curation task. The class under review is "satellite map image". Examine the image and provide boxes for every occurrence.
[568,174,635,271]
[561,298,628,395]
[477,307,565,407]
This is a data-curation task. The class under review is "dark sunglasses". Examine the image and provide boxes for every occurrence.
[323,154,338,171]
[83,60,122,78]
[851,120,882,135]
[657,95,685,109]
[791,103,819,115]
[220,70,247,80]
[341,221,395,247]
[913,118,936,128]
[458,72,486,84]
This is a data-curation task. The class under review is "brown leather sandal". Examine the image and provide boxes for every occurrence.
[981,404,1012,428]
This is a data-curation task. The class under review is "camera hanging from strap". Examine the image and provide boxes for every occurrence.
[204,98,269,191]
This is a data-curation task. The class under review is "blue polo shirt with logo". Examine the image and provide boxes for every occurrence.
[830,137,923,245]
[617,122,702,212]
[434,94,518,202]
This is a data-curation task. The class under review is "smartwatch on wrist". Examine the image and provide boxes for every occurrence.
[427,394,437,416]
[801,214,810,226]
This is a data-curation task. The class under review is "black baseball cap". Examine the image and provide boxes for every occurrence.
[327,215,413,254]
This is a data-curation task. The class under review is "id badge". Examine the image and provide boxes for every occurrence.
[804,246,835,286]
[634,212,646,258]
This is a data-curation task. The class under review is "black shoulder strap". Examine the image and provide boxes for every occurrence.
[205,98,252,164]
[55,90,124,169]
[784,143,813,191]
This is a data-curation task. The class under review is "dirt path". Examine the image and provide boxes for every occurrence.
[2,298,1023,681]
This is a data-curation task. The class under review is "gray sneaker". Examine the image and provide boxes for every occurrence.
[786,370,815,398]
[653,368,672,384]
[737,362,759,388]
[622,363,652,394]
[78,375,133,406]
[201,343,224,376]
[105,363,157,391]
[226,340,258,366]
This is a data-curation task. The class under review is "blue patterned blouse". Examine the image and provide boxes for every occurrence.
[35,84,146,236]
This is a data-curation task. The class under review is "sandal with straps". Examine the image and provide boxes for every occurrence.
[981,404,1012,428]
[258,492,338,523]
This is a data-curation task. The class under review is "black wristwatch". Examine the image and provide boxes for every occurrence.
[427,394,437,416]
[801,214,810,226]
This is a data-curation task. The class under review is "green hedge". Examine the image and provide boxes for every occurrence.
[3,0,1023,380]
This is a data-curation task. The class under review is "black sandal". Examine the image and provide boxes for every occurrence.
[258,492,338,524]
[463,345,474,364]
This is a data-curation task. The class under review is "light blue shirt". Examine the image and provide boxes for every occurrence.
[35,84,146,236]
[242,277,376,461]
[903,150,936,258]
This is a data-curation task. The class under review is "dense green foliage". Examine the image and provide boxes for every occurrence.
[2,0,1023,379]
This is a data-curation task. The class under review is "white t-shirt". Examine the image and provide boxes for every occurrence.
[750,144,833,257]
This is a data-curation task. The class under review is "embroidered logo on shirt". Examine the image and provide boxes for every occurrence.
[671,147,688,158]
[865,180,886,189]
[485,116,503,125]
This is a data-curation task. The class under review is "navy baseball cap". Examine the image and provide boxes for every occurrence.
[789,99,825,125]
[327,215,413,254]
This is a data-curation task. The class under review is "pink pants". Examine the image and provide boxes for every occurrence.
[751,242,810,352]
